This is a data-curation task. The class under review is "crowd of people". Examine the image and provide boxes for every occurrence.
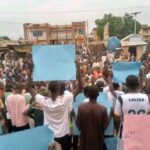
[0,47,150,150]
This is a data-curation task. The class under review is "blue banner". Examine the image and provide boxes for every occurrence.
[97,92,112,114]
[32,44,76,81]
[112,62,141,83]
[97,93,113,136]
[105,137,117,150]
[0,126,54,150]
[72,92,85,136]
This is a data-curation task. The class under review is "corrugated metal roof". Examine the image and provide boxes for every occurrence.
[121,34,147,47]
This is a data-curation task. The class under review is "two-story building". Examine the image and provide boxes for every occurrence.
[23,21,86,45]
[139,25,150,42]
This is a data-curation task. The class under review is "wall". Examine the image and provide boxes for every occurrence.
[24,22,86,45]
[136,46,144,60]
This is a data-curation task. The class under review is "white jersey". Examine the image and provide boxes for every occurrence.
[115,93,150,116]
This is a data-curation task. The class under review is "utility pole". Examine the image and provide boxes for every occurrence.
[86,20,89,45]
[131,12,141,34]
[26,23,30,43]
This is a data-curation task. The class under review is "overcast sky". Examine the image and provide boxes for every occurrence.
[0,0,149,39]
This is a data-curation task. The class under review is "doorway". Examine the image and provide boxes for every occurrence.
[129,46,137,57]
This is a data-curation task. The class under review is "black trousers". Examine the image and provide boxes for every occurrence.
[73,135,79,150]
[55,134,69,150]
[6,119,13,133]
[12,123,30,132]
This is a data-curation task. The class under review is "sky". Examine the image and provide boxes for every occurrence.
[0,0,149,39]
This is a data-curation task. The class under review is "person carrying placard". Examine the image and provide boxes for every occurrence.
[76,85,108,150]
[114,75,150,149]
[6,83,30,132]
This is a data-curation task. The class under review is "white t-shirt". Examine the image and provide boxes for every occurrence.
[102,56,107,63]
[103,86,115,102]
[114,91,124,97]
[35,91,73,138]
[92,62,100,68]
[115,93,150,116]
[113,90,125,108]
[146,73,150,79]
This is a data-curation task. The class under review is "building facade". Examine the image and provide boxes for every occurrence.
[121,34,147,61]
[23,22,86,45]
[139,25,150,42]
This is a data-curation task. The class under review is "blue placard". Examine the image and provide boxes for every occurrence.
[72,93,85,136]
[105,137,117,150]
[32,44,76,81]
[0,126,54,150]
[112,62,141,83]
[97,92,112,114]
[97,93,114,135]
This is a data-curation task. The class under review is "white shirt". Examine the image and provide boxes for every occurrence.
[102,56,107,63]
[115,93,150,116]
[0,78,6,86]
[146,73,150,79]
[103,86,115,102]
[92,62,100,68]
[35,91,73,138]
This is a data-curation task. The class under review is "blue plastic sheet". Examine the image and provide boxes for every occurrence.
[105,137,117,150]
[72,93,85,136]
[112,62,141,83]
[97,93,114,136]
[32,44,76,81]
[0,126,54,150]
[97,93,112,114]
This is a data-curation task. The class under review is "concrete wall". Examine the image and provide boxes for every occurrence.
[122,46,145,61]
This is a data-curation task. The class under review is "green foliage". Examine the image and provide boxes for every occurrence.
[0,36,10,40]
[95,13,141,39]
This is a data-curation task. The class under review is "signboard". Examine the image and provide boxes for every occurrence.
[112,62,141,83]
[123,115,150,150]
[0,126,54,150]
[32,44,76,81]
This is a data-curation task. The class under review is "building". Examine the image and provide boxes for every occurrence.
[139,25,150,42]
[121,34,147,60]
[0,40,19,47]
[23,22,86,45]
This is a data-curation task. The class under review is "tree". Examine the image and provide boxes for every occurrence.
[95,13,141,39]
[0,36,10,40]
[122,13,141,38]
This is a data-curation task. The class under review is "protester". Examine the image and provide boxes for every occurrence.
[30,81,73,150]
[76,85,108,150]
[114,75,150,149]
[0,44,149,150]
[112,83,124,107]
[26,86,47,127]
[6,83,30,132]
[144,78,150,96]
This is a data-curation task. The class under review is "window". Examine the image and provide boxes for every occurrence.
[78,28,84,34]
[33,31,43,37]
